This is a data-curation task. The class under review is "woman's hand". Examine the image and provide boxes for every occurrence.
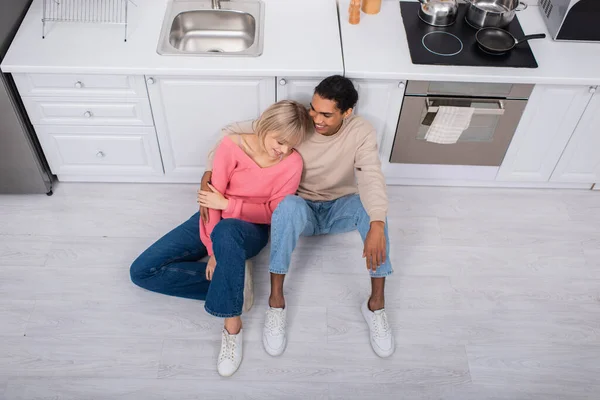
[206,255,217,281]
[197,183,229,211]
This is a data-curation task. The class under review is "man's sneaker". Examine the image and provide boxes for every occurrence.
[242,260,254,313]
[217,328,243,377]
[361,299,395,358]
[263,307,287,356]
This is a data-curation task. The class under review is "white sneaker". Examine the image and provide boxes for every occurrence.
[263,307,287,356]
[361,300,395,358]
[217,328,243,377]
[242,260,254,313]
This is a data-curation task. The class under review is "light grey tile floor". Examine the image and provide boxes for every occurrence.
[1,183,599,399]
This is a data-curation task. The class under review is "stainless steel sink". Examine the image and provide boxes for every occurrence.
[157,0,264,56]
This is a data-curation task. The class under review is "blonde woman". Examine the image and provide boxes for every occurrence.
[130,100,311,377]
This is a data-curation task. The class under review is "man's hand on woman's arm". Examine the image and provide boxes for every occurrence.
[200,171,213,223]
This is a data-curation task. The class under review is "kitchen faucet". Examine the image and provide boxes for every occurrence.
[212,0,221,9]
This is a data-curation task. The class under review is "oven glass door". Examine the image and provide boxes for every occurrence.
[390,96,528,167]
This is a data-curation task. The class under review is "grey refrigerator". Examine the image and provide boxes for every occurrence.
[0,0,54,194]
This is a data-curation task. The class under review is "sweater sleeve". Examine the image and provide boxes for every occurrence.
[199,139,237,255]
[354,128,388,223]
[205,120,257,172]
[225,155,303,225]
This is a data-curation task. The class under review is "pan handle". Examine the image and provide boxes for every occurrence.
[516,33,546,45]
[516,2,528,11]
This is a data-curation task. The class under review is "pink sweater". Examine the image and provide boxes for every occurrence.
[200,136,303,255]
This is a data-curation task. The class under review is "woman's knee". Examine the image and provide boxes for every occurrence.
[129,255,149,286]
[129,250,160,286]
[211,219,243,243]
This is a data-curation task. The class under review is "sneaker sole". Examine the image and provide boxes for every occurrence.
[242,260,254,313]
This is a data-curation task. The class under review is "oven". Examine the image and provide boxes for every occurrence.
[390,81,533,167]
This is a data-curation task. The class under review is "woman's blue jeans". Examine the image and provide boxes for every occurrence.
[130,213,269,318]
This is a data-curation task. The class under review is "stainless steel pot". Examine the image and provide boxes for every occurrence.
[465,0,528,29]
[418,0,459,27]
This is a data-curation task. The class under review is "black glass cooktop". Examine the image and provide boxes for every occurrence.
[400,1,539,68]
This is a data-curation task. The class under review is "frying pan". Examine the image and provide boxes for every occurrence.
[476,27,546,55]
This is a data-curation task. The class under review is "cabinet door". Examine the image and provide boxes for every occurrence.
[35,125,164,180]
[496,85,593,182]
[551,89,600,183]
[146,76,275,182]
[353,80,405,157]
[276,77,322,106]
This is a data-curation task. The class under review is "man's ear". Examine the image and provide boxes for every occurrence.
[343,108,354,119]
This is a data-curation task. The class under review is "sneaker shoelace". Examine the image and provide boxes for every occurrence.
[372,310,391,339]
[265,309,285,336]
[219,331,237,362]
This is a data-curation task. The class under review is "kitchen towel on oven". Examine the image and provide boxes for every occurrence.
[425,106,474,144]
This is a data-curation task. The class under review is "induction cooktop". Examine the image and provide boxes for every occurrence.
[400,1,539,68]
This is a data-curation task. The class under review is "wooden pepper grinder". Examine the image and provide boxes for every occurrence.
[349,0,361,25]
[362,0,382,15]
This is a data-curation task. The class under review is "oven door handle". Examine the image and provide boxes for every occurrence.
[426,100,505,116]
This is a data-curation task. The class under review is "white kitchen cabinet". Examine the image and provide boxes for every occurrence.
[352,79,405,156]
[22,96,154,127]
[550,88,600,183]
[276,77,322,105]
[12,73,147,98]
[146,76,275,182]
[35,125,164,180]
[497,85,594,182]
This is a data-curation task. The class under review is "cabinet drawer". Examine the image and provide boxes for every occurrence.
[13,73,147,98]
[35,125,164,177]
[23,97,154,126]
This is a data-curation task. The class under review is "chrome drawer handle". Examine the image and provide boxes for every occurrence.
[74,81,83,89]
[96,151,105,158]
[84,111,93,118]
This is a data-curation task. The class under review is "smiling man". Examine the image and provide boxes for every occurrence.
[202,75,395,358]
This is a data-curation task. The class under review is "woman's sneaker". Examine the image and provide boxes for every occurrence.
[242,260,254,313]
[217,328,243,377]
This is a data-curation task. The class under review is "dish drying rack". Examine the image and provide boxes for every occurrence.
[42,0,135,42]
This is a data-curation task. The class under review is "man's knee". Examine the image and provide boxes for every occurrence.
[342,195,369,226]
[273,195,308,225]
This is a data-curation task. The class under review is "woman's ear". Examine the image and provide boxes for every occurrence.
[343,108,354,119]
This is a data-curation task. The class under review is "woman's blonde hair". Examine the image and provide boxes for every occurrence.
[255,100,311,150]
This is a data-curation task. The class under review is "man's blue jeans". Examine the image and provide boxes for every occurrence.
[130,213,269,317]
[269,194,393,278]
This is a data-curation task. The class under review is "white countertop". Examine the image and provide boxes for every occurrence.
[1,0,343,77]
[340,0,600,85]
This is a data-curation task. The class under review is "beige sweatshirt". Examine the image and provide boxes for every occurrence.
[205,115,388,222]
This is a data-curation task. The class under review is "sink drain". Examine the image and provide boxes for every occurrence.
[207,48,224,53]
